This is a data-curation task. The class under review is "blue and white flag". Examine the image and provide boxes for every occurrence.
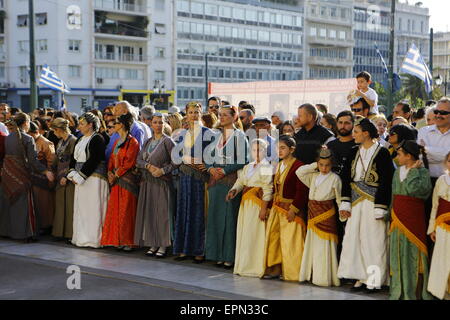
[39,64,70,93]
[400,44,433,93]
[375,44,402,93]
[375,44,388,76]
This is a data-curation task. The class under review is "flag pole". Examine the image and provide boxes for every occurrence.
[387,0,396,117]
[28,0,38,112]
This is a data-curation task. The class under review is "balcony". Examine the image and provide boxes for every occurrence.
[94,0,147,16]
[308,56,353,67]
[94,11,149,40]
[307,36,354,47]
[95,52,146,63]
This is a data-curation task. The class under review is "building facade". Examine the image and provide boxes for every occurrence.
[175,0,305,107]
[433,32,450,94]
[0,0,175,114]
[353,0,430,84]
[304,0,354,80]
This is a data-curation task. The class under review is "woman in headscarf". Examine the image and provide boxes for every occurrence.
[50,118,77,241]
[101,113,140,251]
[134,113,176,257]
[67,112,109,248]
[0,112,54,241]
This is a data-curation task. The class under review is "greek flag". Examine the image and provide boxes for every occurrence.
[39,64,70,93]
[375,44,388,76]
[400,44,433,93]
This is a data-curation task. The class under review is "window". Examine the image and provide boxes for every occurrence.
[155,70,165,81]
[330,30,336,39]
[310,27,317,36]
[0,66,4,78]
[234,8,245,20]
[219,6,232,18]
[37,39,48,52]
[205,4,217,16]
[320,6,327,16]
[155,0,165,11]
[17,15,28,27]
[19,66,28,82]
[69,65,81,78]
[339,31,346,40]
[330,8,337,17]
[155,23,166,35]
[124,69,144,80]
[95,67,119,79]
[191,2,204,15]
[18,40,29,52]
[36,13,47,26]
[271,32,281,43]
[177,0,189,12]
[246,10,257,22]
[319,29,326,37]
[155,47,165,58]
[68,40,81,52]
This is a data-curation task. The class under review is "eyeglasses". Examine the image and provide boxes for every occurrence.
[433,110,450,116]
[107,125,114,129]
[351,108,362,113]
[104,113,113,117]
[208,105,219,109]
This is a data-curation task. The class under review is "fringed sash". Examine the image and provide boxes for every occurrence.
[307,200,338,243]
[116,169,140,198]
[1,155,31,204]
[273,196,306,229]
[179,163,210,182]
[436,198,450,232]
[351,181,377,207]
[390,195,428,255]
[241,186,264,208]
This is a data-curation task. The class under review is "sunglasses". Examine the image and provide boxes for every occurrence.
[239,116,245,120]
[104,113,113,117]
[433,110,450,116]
[351,108,362,113]
[107,125,114,129]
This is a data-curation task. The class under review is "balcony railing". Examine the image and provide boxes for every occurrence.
[94,24,147,38]
[95,52,146,62]
[94,0,145,14]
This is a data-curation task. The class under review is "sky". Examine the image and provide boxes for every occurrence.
[405,0,450,32]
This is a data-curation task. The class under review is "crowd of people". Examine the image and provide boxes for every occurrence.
[0,71,449,300]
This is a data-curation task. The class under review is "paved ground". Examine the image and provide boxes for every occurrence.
[0,237,389,300]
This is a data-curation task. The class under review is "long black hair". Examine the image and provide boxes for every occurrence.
[397,140,429,169]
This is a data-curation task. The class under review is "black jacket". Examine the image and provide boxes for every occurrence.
[340,144,394,211]
[69,133,106,179]
[294,124,333,164]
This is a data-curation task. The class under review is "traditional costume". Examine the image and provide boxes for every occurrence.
[389,166,433,300]
[101,135,140,247]
[51,134,77,239]
[31,134,56,230]
[296,162,342,287]
[68,133,109,248]
[338,143,394,289]
[173,126,213,257]
[134,134,176,248]
[264,157,309,281]
[427,174,450,300]
[0,129,47,239]
[232,159,273,277]
[205,129,248,264]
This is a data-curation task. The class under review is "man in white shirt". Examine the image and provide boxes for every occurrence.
[418,98,450,180]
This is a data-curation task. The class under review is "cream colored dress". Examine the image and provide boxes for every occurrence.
[296,163,342,286]
[427,174,450,300]
[232,160,274,278]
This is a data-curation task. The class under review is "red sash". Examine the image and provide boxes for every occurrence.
[436,198,450,228]
[307,200,338,242]
[391,194,427,254]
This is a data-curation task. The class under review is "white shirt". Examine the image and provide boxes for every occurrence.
[418,125,450,178]
[0,122,8,135]
[363,87,379,114]
[399,166,410,182]
[355,142,379,182]
[315,172,331,187]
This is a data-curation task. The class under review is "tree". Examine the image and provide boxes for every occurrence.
[401,74,428,109]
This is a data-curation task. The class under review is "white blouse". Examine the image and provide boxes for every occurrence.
[428,174,450,234]
[231,159,274,202]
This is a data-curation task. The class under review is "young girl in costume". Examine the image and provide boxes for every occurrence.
[296,148,342,287]
[427,151,450,300]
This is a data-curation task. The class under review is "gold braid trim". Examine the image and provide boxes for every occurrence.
[241,187,264,208]
[273,204,306,230]
[350,182,375,207]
